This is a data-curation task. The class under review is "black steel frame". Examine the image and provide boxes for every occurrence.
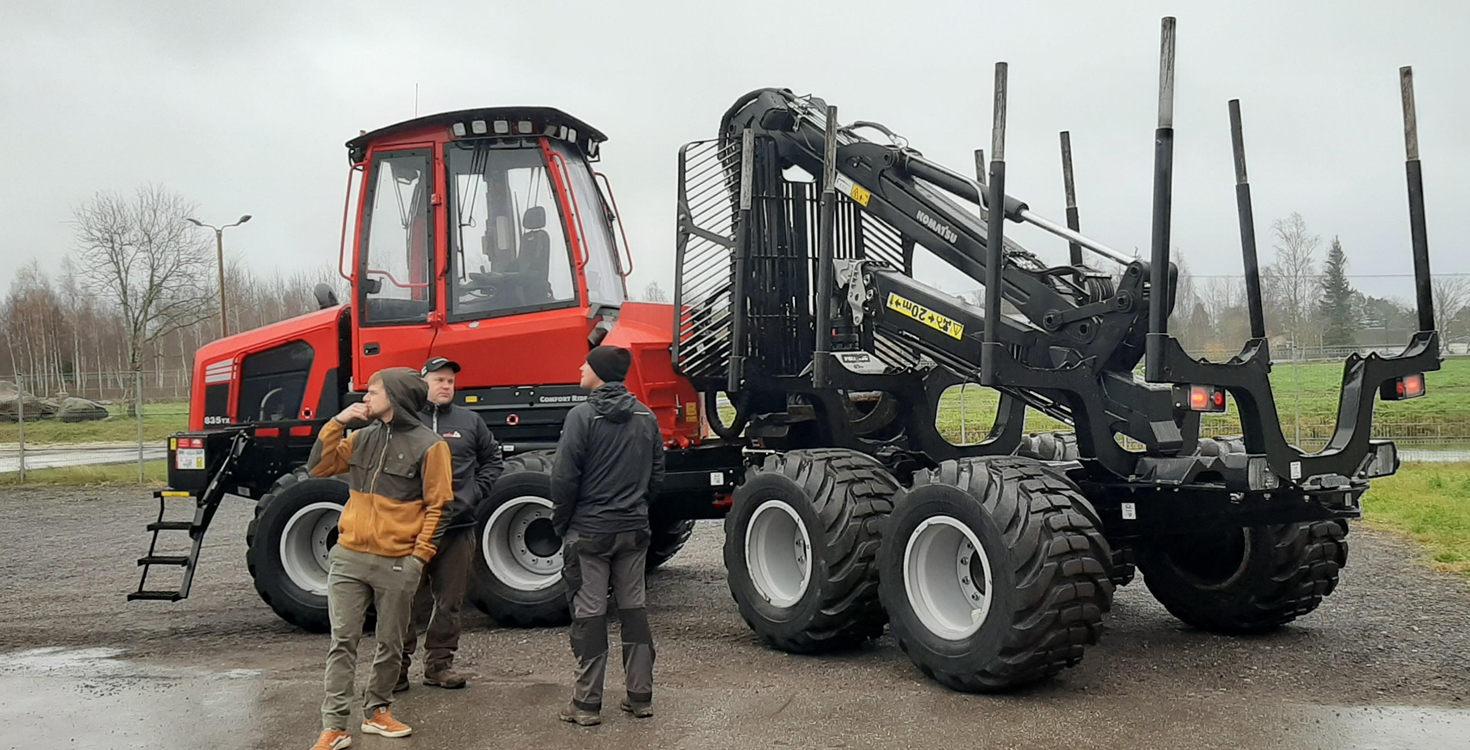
[670,17,1443,535]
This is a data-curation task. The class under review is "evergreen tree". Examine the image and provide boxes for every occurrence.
[1318,237,1357,348]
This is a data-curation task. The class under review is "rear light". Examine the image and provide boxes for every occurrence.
[1380,373,1426,401]
[1173,384,1227,413]
[289,425,315,438]
[255,427,281,438]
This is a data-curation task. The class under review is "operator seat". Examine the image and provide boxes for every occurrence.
[519,206,554,303]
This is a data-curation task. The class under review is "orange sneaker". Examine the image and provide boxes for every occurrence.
[362,707,412,738]
[310,730,352,749]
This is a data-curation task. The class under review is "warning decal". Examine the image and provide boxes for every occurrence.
[833,174,872,207]
[886,293,965,340]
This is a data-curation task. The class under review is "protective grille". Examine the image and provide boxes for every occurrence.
[674,135,923,383]
[672,139,739,382]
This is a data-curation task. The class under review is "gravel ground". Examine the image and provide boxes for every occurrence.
[1,486,1468,750]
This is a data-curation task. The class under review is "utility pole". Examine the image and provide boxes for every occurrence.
[187,214,252,337]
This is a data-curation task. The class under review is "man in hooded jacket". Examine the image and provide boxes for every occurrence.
[551,345,665,726]
[397,357,504,691]
[305,368,454,750]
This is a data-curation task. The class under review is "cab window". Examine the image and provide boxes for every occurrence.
[445,143,578,320]
[359,150,434,325]
[551,140,626,307]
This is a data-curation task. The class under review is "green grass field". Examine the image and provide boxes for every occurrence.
[932,356,1470,448]
[0,402,189,445]
[1362,462,1470,577]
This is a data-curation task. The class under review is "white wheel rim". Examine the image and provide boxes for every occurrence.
[744,499,813,608]
[903,515,994,640]
[482,496,562,591]
[280,502,341,596]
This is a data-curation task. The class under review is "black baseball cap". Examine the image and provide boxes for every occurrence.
[421,357,461,375]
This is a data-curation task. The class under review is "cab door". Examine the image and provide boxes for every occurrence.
[351,147,440,386]
[427,140,594,388]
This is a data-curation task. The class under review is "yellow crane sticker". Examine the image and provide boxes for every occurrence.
[833,174,872,207]
[886,293,965,340]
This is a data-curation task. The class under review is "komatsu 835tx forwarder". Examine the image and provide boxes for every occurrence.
[133,18,1443,692]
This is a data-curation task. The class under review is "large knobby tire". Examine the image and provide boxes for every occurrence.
[880,457,1113,692]
[467,452,570,627]
[246,468,349,633]
[647,517,696,571]
[1017,431,1135,587]
[724,449,898,653]
[1135,520,1349,634]
[1017,431,1079,462]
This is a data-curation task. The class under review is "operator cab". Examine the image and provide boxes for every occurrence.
[344,108,631,396]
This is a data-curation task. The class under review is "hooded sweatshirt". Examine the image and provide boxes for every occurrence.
[422,399,505,531]
[308,368,454,562]
[551,381,665,537]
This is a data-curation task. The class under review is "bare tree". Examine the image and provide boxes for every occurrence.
[1264,212,1321,350]
[2,261,71,393]
[641,280,670,303]
[1432,276,1470,345]
[71,185,215,406]
[1168,252,1212,355]
[1201,275,1246,345]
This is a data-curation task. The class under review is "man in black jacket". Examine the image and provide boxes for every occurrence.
[397,357,504,692]
[552,345,664,726]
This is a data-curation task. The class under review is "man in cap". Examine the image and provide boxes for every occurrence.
[551,345,665,726]
[398,357,504,691]
[306,368,453,749]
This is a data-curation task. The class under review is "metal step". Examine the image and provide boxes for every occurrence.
[146,521,194,532]
[127,590,184,602]
[137,555,190,567]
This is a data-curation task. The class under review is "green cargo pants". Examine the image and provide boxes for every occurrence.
[321,545,422,731]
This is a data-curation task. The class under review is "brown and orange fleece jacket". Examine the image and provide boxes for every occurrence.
[308,368,454,562]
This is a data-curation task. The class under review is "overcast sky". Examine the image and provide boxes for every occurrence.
[3,0,1466,304]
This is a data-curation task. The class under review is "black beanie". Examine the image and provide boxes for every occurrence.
[586,345,632,383]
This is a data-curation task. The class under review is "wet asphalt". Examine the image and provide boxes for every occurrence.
[1,486,1467,750]
[0,445,167,474]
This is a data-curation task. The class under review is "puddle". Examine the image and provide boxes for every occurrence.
[1306,705,1470,750]
[0,647,264,750]
[1,647,1465,749]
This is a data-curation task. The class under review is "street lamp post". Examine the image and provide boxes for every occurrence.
[187,214,251,337]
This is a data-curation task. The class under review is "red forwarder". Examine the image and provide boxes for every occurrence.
[132,28,1444,695]
[132,108,740,631]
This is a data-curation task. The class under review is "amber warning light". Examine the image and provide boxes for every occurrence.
[1173,384,1227,414]
[1380,373,1427,401]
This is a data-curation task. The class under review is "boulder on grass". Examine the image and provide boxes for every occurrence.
[0,382,60,422]
[57,397,111,423]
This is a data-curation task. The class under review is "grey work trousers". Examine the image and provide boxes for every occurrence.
[322,546,421,731]
[562,529,655,712]
[403,526,476,673]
